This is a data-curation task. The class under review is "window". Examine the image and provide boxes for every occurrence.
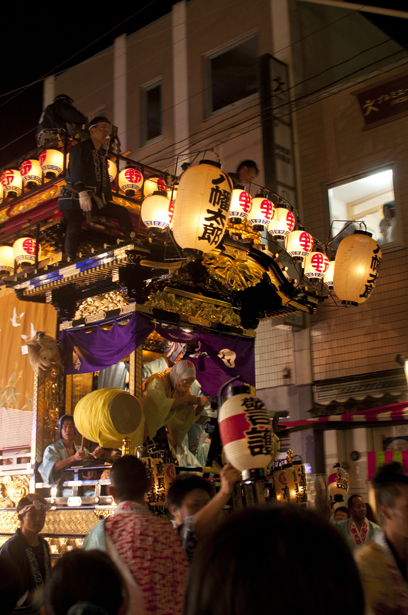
[327,168,398,249]
[207,35,258,115]
[142,81,162,145]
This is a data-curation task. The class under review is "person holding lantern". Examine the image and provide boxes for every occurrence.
[334,493,380,551]
[58,116,135,259]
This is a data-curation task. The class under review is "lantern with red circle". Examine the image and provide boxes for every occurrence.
[118,168,144,196]
[141,192,171,230]
[324,260,335,289]
[219,392,274,473]
[13,238,40,266]
[273,462,298,503]
[304,252,330,279]
[39,149,64,178]
[1,169,22,198]
[267,206,295,239]
[20,159,42,188]
[107,160,117,183]
[286,230,314,261]
[247,195,275,231]
[144,176,167,198]
[229,188,252,224]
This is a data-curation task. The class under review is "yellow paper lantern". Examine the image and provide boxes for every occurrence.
[172,160,232,253]
[273,464,298,503]
[144,176,167,197]
[1,169,22,197]
[267,206,295,239]
[229,188,252,223]
[107,160,117,183]
[285,230,313,261]
[293,458,308,504]
[13,238,40,265]
[0,246,14,273]
[247,196,275,230]
[304,252,329,279]
[118,168,144,195]
[19,159,42,187]
[333,231,381,304]
[141,192,171,230]
[0,182,3,205]
[39,149,64,177]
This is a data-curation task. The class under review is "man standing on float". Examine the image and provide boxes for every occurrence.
[58,116,135,259]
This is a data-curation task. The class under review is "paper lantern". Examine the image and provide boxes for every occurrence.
[324,260,335,289]
[229,188,252,223]
[172,160,232,253]
[141,192,171,229]
[13,238,40,265]
[0,246,14,273]
[107,160,117,183]
[333,231,381,305]
[274,464,298,503]
[304,252,329,279]
[0,182,3,205]
[118,168,144,196]
[267,206,295,239]
[293,458,308,504]
[1,169,22,198]
[144,176,167,197]
[285,230,313,261]
[247,196,275,230]
[39,149,64,177]
[19,159,42,187]
[328,463,349,504]
[219,392,274,472]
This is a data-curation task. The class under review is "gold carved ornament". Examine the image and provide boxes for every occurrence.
[1,475,30,505]
[203,253,264,291]
[75,290,130,320]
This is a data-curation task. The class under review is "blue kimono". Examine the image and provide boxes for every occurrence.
[38,439,90,485]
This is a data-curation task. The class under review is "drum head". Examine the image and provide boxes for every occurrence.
[109,392,142,434]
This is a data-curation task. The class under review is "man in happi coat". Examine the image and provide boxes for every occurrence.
[334,494,380,552]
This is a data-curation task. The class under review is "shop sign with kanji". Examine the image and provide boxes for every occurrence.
[355,72,408,128]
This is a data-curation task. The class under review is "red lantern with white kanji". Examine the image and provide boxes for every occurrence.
[1,169,22,198]
[118,168,144,196]
[39,149,64,177]
[229,189,252,223]
[107,160,117,183]
[333,231,381,305]
[172,160,232,254]
[247,196,275,230]
[324,260,335,289]
[141,192,171,230]
[219,393,274,472]
[267,206,295,239]
[20,159,42,187]
[286,230,314,261]
[13,238,40,265]
[304,252,329,279]
[144,177,167,197]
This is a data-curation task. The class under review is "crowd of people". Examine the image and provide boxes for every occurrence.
[1,457,408,614]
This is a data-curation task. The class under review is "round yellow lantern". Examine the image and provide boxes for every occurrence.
[304,252,329,279]
[267,206,295,239]
[285,230,314,261]
[333,230,381,305]
[107,160,117,183]
[1,169,22,198]
[39,149,64,177]
[229,188,252,224]
[141,192,171,230]
[324,260,335,289]
[118,168,144,196]
[247,195,275,230]
[172,160,232,253]
[144,176,167,197]
[0,246,14,274]
[19,159,42,188]
[13,238,40,266]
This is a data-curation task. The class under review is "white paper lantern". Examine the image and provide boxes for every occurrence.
[144,177,167,197]
[107,160,117,183]
[229,188,252,223]
[172,160,232,253]
[1,169,22,197]
[304,252,330,279]
[328,464,349,501]
[333,231,381,304]
[0,246,14,273]
[118,168,144,195]
[19,159,42,187]
[267,206,295,238]
[219,393,274,472]
[141,192,171,229]
[39,149,64,177]
[13,238,40,265]
[247,196,275,230]
[324,260,335,289]
[286,230,313,261]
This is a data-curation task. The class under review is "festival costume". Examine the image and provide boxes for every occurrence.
[335,517,380,551]
[84,500,188,615]
[36,99,87,146]
[355,529,408,614]
[38,438,91,485]
[0,528,50,615]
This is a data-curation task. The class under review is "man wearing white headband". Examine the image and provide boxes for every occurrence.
[0,493,50,614]
[59,116,135,259]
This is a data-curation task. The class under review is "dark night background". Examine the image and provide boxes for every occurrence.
[0,1,406,169]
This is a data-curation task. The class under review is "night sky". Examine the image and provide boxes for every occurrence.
[0,1,406,169]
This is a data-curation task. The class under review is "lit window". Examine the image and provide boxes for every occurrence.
[327,168,398,249]
[142,81,162,145]
[207,35,258,115]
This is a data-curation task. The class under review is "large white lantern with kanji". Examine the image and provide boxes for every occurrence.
[286,230,314,261]
[144,177,167,197]
[229,188,252,224]
[1,169,22,198]
[141,192,171,230]
[118,168,144,196]
[328,463,349,504]
[20,159,42,187]
[324,260,335,289]
[13,238,40,265]
[172,160,232,253]
[304,252,330,279]
[107,160,117,183]
[0,246,14,274]
[333,231,381,305]
[40,149,64,177]
[267,206,295,239]
[247,196,275,230]
[219,392,274,472]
